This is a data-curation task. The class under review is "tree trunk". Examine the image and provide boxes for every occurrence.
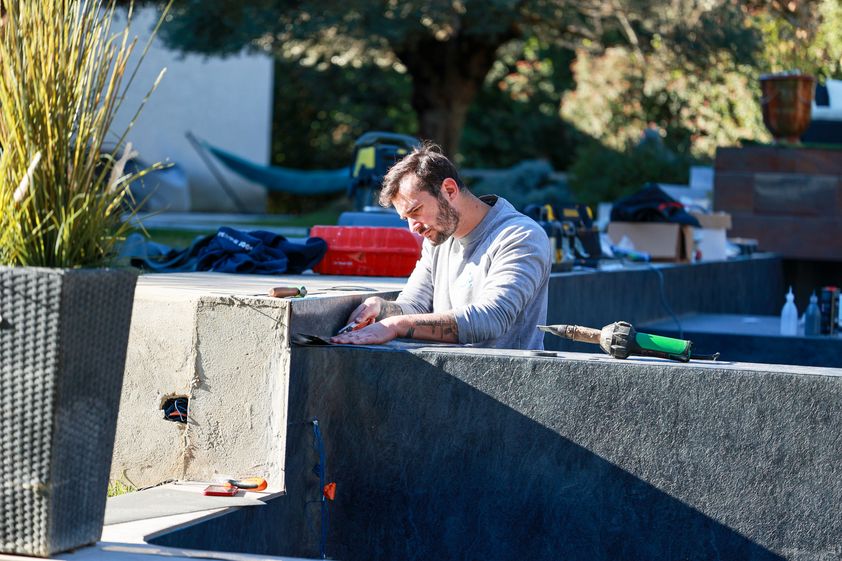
[396,32,512,158]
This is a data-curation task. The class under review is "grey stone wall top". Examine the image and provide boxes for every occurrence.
[330,341,842,377]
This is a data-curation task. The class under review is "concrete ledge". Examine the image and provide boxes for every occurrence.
[152,345,841,560]
[643,313,842,368]
[113,256,783,488]
[112,273,403,489]
[544,254,783,352]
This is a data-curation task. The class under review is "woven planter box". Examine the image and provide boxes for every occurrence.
[0,267,138,556]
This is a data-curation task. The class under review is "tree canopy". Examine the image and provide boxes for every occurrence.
[138,0,762,157]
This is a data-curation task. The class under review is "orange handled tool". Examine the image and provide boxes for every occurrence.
[337,316,373,335]
[268,286,307,298]
[228,477,268,491]
[199,476,268,496]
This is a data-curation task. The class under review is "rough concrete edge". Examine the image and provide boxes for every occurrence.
[180,297,204,480]
[272,301,291,493]
[335,343,842,378]
[182,294,291,486]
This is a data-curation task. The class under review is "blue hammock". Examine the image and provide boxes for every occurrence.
[199,139,350,196]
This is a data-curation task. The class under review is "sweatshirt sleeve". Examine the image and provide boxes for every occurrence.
[396,241,434,315]
[452,225,550,344]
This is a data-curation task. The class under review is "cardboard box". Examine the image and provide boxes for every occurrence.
[691,211,732,230]
[607,222,694,262]
[690,211,732,261]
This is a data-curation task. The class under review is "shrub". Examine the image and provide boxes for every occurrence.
[568,137,691,206]
[0,1,168,267]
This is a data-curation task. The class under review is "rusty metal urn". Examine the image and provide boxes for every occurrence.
[760,73,815,143]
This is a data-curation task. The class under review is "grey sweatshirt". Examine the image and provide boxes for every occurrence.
[396,195,551,349]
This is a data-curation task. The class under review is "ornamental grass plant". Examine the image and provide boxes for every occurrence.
[0,0,168,268]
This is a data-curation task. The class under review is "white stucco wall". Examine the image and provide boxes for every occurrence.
[112,8,274,212]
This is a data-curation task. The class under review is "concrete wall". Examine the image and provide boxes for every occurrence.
[152,345,841,561]
[112,273,404,489]
[113,256,782,489]
[111,8,274,212]
[113,257,842,560]
[544,255,782,352]
[113,294,291,488]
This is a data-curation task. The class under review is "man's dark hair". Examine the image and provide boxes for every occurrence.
[379,142,465,207]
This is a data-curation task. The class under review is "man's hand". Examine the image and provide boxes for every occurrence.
[330,312,458,346]
[330,321,399,345]
[343,297,381,328]
[343,296,405,328]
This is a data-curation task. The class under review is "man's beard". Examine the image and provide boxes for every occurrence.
[427,195,461,245]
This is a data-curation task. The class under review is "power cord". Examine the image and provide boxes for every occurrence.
[645,263,683,339]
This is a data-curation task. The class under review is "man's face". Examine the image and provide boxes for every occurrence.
[393,175,460,246]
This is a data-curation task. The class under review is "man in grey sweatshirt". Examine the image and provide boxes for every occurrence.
[331,143,551,350]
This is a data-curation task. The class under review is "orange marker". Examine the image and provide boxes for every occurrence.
[323,482,336,501]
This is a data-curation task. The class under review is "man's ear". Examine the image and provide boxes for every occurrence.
[441,178,460,201]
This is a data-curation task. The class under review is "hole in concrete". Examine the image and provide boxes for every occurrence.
[162,397,188,423]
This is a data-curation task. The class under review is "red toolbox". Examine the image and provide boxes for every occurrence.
[310,226,422,277]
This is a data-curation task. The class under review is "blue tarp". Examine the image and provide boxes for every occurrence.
[123,227,327,274]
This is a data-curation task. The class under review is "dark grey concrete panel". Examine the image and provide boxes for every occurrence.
[545,255,783,352]
[288,256,783,352]
[153,346,840,560]
[642,314,842,368]
[290,290,400,338]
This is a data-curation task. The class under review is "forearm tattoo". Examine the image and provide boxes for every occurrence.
[377,300,404,321]
[404,316,458,341]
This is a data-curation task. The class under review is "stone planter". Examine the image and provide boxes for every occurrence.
[0,267,138,556]
[760,73,815,143]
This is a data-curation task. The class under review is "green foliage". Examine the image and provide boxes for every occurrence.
[749,0,842,81]
[107,479,137,497]
[149,0,762,67]
[467,160,573,212]
[0,1,167,267]
[460,38,580,170]
[270,35,579,171]
[131,0,838,202]
[269,56,415,213]
[139,0,770,157]
[271,57,416,169]
[562,46,770,162]
[568,137,692,206]
[561,0,841,206]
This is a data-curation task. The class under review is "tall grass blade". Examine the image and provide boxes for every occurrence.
[0,0,172,268]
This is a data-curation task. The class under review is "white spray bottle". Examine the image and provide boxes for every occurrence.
[780,286,798,336]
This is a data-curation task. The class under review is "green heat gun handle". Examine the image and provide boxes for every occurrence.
[539,322,720,362]
[632,332,692,362]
